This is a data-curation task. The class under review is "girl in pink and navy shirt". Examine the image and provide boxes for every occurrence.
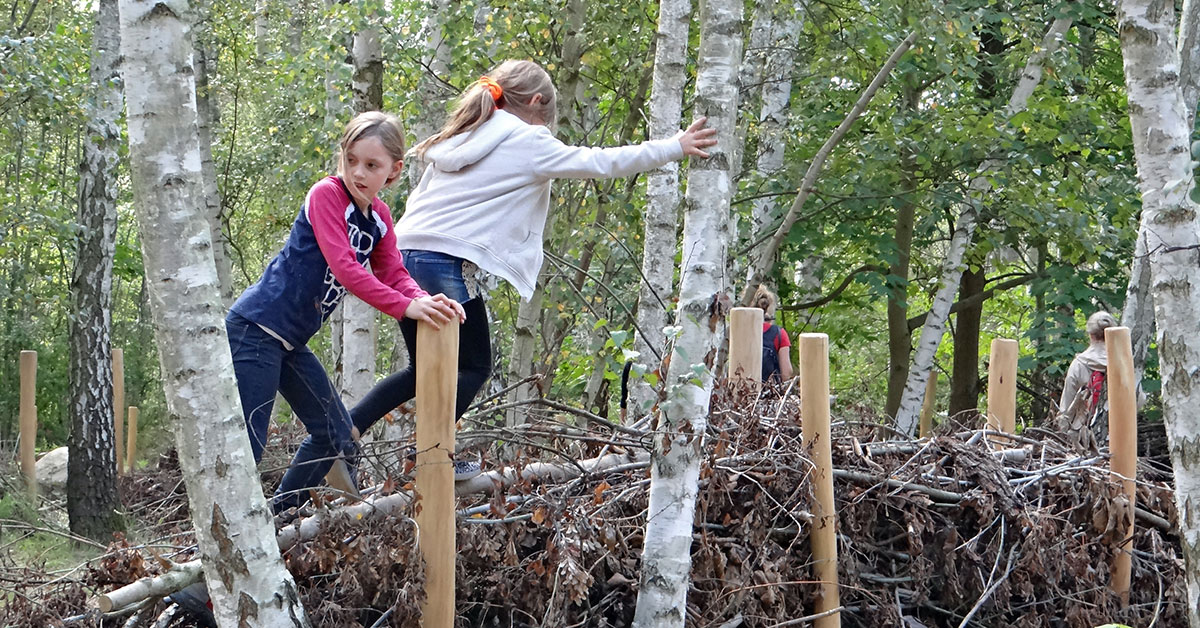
[226,111,464,513]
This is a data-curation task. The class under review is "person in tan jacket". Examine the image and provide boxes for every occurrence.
[1057,311,1117,450]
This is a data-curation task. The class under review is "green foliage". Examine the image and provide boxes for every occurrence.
[0,0,1161,452]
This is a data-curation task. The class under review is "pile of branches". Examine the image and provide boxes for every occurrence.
[2,381,1183,627]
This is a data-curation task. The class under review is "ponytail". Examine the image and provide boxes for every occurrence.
[414,60,557,159]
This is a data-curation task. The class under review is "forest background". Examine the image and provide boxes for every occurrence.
[0,0,1138,480]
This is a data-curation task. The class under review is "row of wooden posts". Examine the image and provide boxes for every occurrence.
[17,348,141,498]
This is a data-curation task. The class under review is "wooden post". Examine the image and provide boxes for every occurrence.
[919,370,937,439]
[985,338,1018,435]
[125,406,140,475]
[19,350,37,497]
[1105,326,1136,605]
[415,319,458,627]
[113,348,125,474]
[728,307,764,394]
[800,333,840,628]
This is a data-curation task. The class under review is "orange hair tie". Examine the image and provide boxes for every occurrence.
[478,76,503,103]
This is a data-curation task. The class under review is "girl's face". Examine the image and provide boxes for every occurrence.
[343,136,403,208]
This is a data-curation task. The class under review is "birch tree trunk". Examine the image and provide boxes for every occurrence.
[118,2,308,624]
[1119,0,1200,621]
[68,0,121,540]
[194,31,233,306]
[893,17,1072,434]
[748,4,801,236]
[507,0,592,427]
[342,10,384,405]
[408,0,452,185]
[629,0,690,417]
[1119,0,1200,389]
[632,0,741,623]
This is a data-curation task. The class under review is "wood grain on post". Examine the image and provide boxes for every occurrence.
[113,348,125,474]
[125,406,139,475]
[800,333,840,628]
[986,338,1018,435]
[19,350,37,497]
[1105,326,1136,605]
[415,319,459,628]
[728,307,764,393]
[919,370,937,439]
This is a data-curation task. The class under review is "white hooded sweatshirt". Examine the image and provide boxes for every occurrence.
[395,109,685,299]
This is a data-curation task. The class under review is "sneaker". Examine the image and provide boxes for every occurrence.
[324,457,361,499]
[454,459,481,482]
[168,582,215,628]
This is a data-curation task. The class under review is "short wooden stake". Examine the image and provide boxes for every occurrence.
[919,370,937,439]
[728,307,764,393]
[125,406,140,475]
[985,338,1018,435]
[113,348,126,475]
[19,350,37,497]
[415,319,458,628]
[800,333,840,628]
[1105,326,1136,605]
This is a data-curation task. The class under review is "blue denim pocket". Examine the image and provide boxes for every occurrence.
[402,250,470,302]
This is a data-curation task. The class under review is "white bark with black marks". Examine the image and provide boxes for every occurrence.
[1119,0,1200,622]
[630,0,690,416]
[633,0,742,623]
[118,1,309,624]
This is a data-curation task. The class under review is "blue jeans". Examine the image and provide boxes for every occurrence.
[285,251,493,508]
[226,311,356,512]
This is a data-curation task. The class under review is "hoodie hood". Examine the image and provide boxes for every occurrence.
[423,109,526,173]
[1077,342,1108,372]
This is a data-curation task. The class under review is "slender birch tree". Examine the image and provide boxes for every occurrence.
[629,0,690,416]
[633,0,741,623]
[1119,0,1200,621]
[67,0,122,540]
[341,8,383,405]
[118,1,308,624]
[193,18,233,306]
[1120,0,1200,392]
[893,17,1073,433]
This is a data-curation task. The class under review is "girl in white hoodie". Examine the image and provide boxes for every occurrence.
[349,60,716,474]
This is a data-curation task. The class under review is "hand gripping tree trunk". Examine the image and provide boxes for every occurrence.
[632,0,741,624]
[68,0,122,540]
[893,17,1072,434]
[629,0,689,417]
[118,2,309,625]
[1119,0,1200,622]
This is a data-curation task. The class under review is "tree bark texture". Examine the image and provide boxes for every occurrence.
[1119,0,1200,622]
[948,266,985,418]
[748,2,802,236]
[883,87,920,419]
[118,1,309,624]
[630,0,690,416]
[408,0,452,185]
[342,16,384,405]
[632,0,742,624]
[193,35,234,307]
[68,0,122,540]
[1120,0,1200,385]
[893,17,1072,433]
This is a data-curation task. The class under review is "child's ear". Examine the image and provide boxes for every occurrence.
[386,159,404,186]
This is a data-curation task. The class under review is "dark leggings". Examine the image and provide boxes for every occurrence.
[351,296,492,433]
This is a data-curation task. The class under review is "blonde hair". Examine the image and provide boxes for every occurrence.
[413,60,557,159]
[1086,311,1116,341]
[337,111,406,186]
[754,285,778,320]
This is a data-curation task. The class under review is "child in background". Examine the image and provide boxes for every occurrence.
[225,111,465,512]
[754,285,793,383]
[338,59,717,471]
